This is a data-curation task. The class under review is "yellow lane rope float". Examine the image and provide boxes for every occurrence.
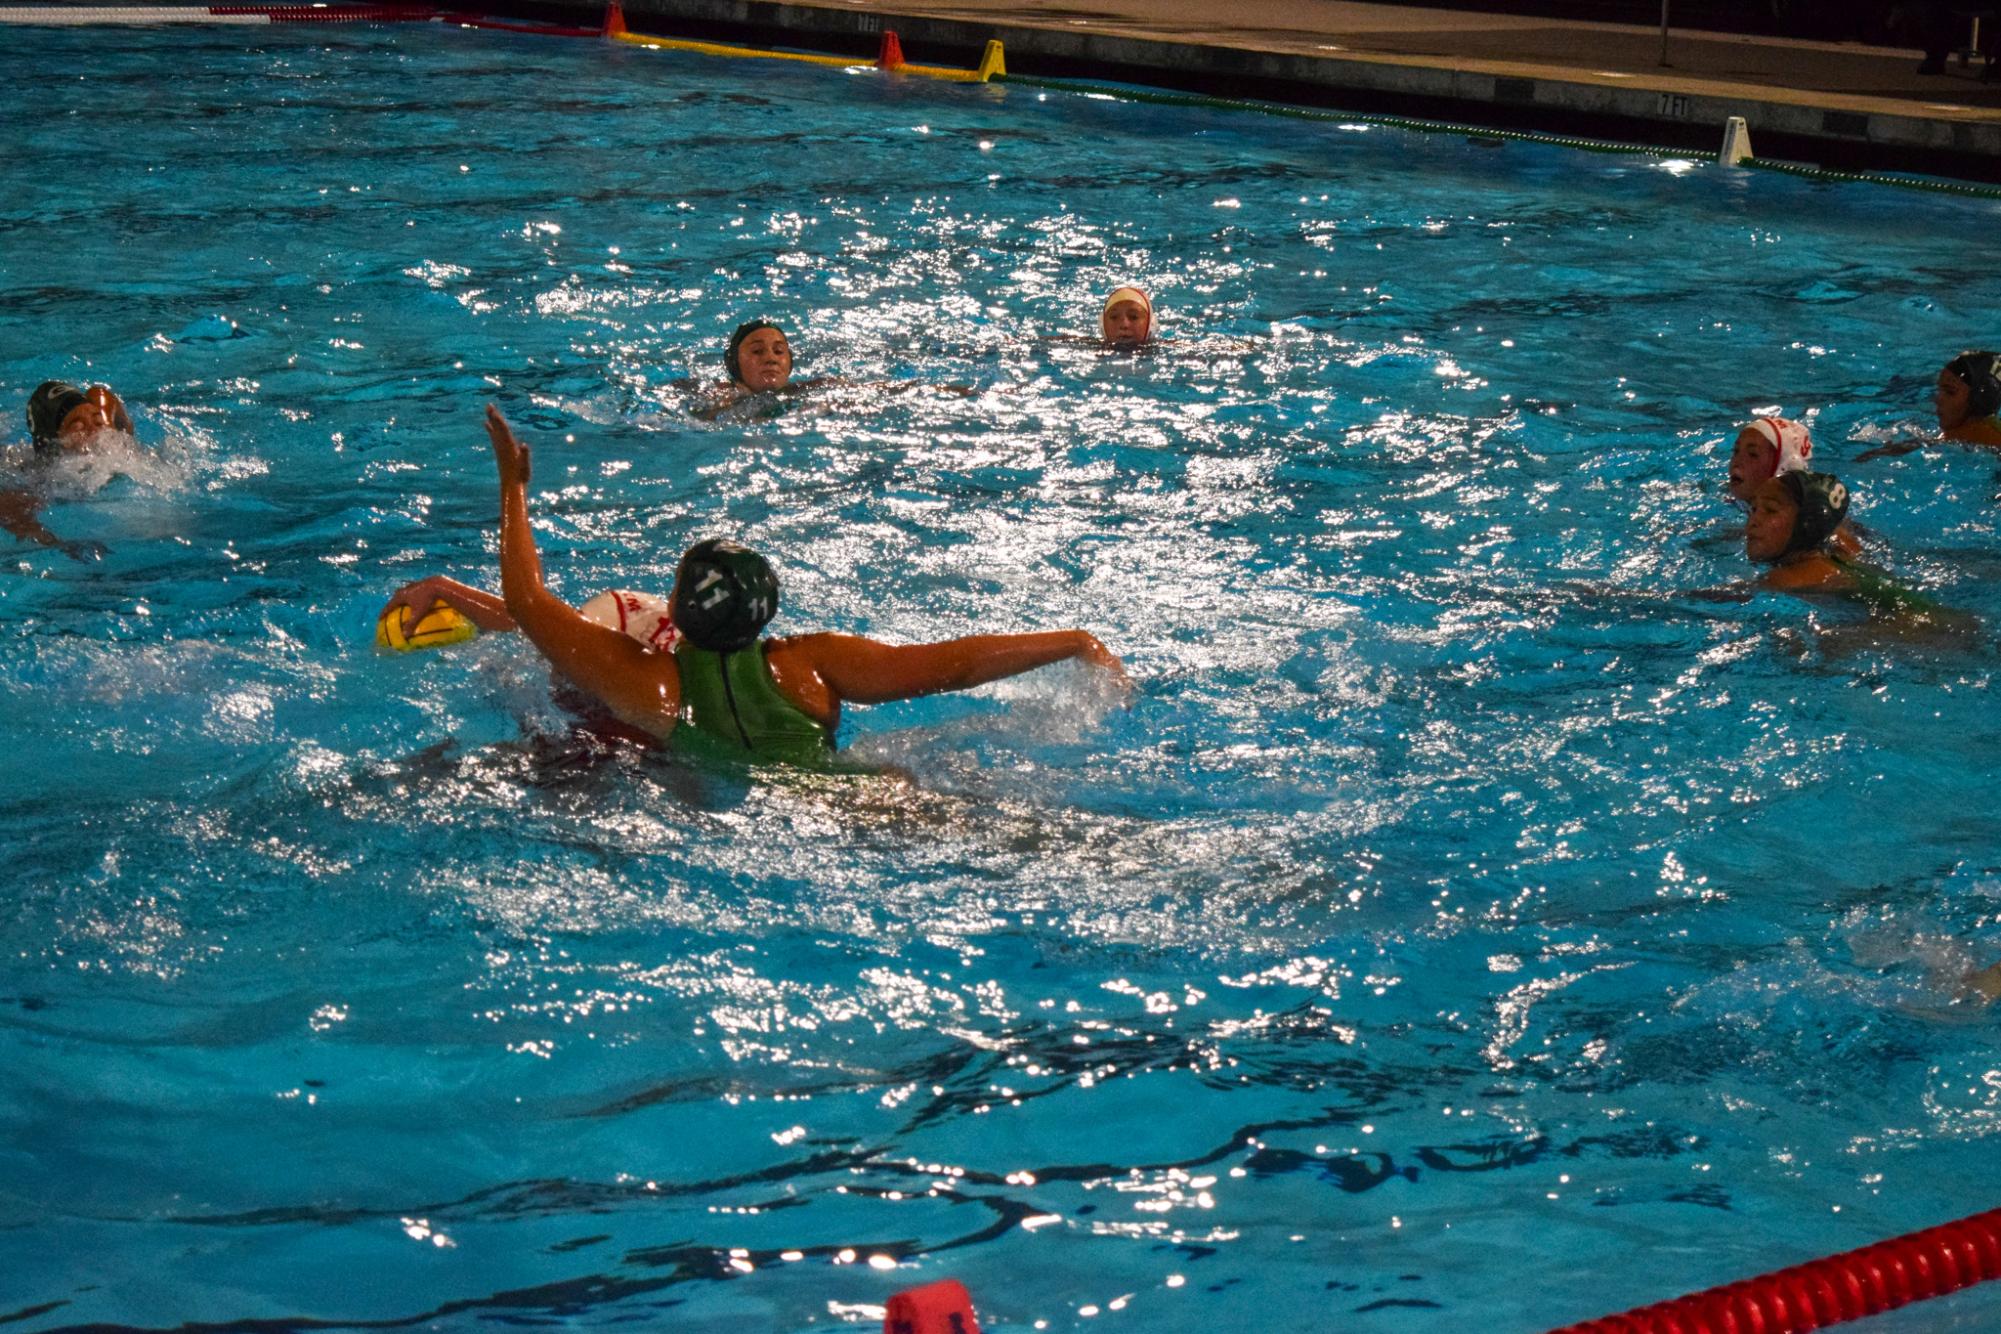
[605,4,1003,84]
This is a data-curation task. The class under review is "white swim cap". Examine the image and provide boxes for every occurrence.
[1101,287,1152,342]
[1745,416,1813,479]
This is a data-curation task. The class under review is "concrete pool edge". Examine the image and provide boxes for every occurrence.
[495,0,2001,186]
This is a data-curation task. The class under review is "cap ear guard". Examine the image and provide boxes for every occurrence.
[1946,350,2001,420]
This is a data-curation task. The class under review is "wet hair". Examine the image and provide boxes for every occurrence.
[26,380,88,455]
[1778,471,1850,558]
[725,320,785,387]
[1944,350,2001,421]
[671,538,780,652]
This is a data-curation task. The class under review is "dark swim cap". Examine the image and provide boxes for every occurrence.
[1779,471,1851,557]
[1944,350,2001,420]
[724,320,783,387]
[672,538,780,652]
[27,380,88,454]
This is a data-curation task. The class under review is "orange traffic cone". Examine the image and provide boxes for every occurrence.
[602,0,626,37]
[876,29,905,69]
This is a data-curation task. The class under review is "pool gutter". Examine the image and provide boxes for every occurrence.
[504,0,2001,186]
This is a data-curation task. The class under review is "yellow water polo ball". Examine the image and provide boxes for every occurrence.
[376,599,478,652]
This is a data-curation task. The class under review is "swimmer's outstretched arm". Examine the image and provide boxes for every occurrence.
[487,405,682,739]
[1682,581,1758,603]
[381,575,518,635]
[778,630,1129,705]
[0,488,103,562]
[1854,439,1929,461]
[0,489,63,551]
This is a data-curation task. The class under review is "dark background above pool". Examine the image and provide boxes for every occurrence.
[494,0,1917,44]
[1342,0,1909,43]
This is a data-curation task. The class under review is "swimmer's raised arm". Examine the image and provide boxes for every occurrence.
[487,405,682,739]
[774,629,1128,707]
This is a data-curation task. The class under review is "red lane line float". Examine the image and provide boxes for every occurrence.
[884,1278,981,1334]
[1548,1206,2001,1333]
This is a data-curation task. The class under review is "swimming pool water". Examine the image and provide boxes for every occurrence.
[3,21,2001,1333]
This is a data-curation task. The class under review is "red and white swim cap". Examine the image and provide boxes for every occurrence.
[581,588,681,655]
[1745,416,1813,480]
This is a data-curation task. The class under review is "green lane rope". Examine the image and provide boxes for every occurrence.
[1741,154,2001,199]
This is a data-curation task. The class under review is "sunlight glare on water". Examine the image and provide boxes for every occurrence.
[2,21,2001,1334]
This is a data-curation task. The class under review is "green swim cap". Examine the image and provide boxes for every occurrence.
[26,380,87,454]
[1779,471,1850,557]
[672,538,779,652]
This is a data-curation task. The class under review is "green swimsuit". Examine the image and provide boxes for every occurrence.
[1831,556,1947,620]
[674,642,833,765]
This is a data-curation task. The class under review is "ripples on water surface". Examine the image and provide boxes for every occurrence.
[3,23,2001,1333]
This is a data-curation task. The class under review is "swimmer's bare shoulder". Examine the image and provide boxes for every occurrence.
[1762,556,1850,593]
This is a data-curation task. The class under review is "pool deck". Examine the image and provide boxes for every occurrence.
[598,0,2001,181]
